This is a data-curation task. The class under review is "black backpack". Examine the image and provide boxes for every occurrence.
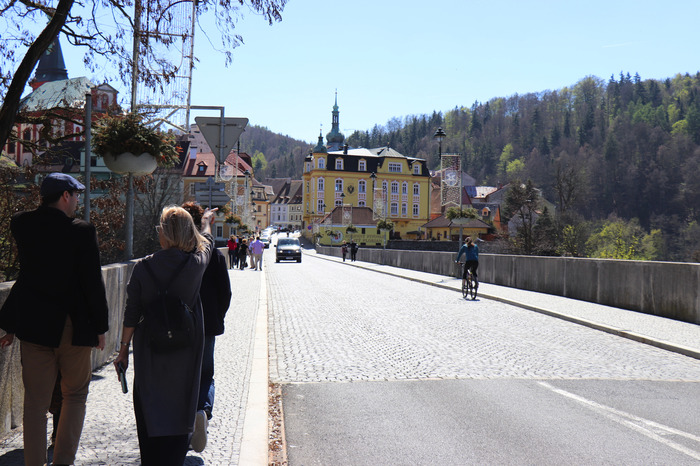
[141,256,196,353]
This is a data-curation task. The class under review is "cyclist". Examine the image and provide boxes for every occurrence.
[456,236,479,286]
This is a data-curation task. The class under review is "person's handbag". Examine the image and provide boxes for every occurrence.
[141,257,196,353]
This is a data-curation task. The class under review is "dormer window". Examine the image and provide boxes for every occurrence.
[359,160,366,171]
[197,162,207,175]
[481,207,491,218]
[413,163,421,175]
[336,158,343,170]
[388,162,402,173]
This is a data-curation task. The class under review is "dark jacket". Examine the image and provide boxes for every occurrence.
[200,249,231,336]
[0,206,109,347]
[124,233,214,436]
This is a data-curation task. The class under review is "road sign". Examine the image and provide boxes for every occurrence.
[195,117,249,163]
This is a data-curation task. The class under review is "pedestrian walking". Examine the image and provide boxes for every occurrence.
[0,173,109,466]
[237,239,249,270]
[227,234,238,269]
[113,205,217,465]
[341,242,348,262]
[350,241,358,262]
[249,236,264,270]
[181,203,232,433]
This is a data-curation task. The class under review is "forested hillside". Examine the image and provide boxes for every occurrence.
[238,125,309,180]
[344,72,700,261]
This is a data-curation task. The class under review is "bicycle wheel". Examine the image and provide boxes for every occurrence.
[461,277,468,298]
[469,276,478,300]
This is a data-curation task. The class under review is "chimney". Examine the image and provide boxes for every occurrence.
[343,143,348,155]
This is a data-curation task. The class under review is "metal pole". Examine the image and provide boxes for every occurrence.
[84,92,92,222]
[125,0,142,260]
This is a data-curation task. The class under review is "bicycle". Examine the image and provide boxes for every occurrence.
[456,261,478,300]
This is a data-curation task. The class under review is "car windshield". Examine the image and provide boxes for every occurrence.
[278,239,300,247]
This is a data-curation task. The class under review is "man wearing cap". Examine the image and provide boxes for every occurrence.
[0,172,109,466]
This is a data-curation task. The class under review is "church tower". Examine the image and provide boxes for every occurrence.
[30,37,69,90]
[325,91,345,151]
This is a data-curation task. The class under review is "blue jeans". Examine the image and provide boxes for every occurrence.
[198,336,216,419]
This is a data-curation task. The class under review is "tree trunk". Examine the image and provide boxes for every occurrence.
[0,0,75,150]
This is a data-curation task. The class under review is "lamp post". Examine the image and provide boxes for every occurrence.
[433,126,446,157]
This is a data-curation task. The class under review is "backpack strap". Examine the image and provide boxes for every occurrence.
[142,255,190,294]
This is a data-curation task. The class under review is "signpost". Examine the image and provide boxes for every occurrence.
[195,116,248,163]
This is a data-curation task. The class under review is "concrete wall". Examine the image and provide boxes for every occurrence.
[318,246,700,325]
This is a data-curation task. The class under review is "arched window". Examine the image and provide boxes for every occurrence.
[358,180,366,193]
[335,178,343,192]
[413,183,420,196]
[318,178,325,192]
[318,158,325,169]
[391,182,399,194]
[401,182,408,195]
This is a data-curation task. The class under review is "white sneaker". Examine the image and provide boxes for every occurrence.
[191,409,208,452]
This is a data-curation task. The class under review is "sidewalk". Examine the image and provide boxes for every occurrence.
[308,249,700,361]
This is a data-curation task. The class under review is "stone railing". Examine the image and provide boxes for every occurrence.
[317,246,700,325]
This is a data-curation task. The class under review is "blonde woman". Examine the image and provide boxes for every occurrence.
[114,205,216,464]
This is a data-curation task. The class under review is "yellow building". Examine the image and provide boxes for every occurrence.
[302,134,431,243]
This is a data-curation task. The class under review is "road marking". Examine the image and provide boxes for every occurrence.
[538,381,700,461]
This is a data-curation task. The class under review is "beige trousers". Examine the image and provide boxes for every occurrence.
[20,317,92,466]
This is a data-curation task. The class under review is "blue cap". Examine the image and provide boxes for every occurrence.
[40,173,85,197]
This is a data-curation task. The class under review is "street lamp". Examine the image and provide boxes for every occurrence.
[433,126,446,157]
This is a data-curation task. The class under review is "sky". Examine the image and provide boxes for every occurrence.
[53,0,700,144]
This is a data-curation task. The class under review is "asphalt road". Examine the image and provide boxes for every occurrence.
[268,251,700,465]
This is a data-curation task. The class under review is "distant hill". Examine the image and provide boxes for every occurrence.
[237,125,311,180]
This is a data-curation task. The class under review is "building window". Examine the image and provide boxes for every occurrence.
[402,182,408,195]
[189,183,195,196]
[413,204,419,216]
[335,199,342,207]
[391,181,399,194]
[318,158,325,169]
[401,203,407,216]
[358,201,366,207]
[388,162,402,173]
[216,225,223,237]
[413,183,420,196]
[359,160,366,171]
[317,200,324,212]
[359,180,366,193]
[382,181,388,192]
[318,178,324,192]
[336,158,343,170]
[413,163,421,175]
[390,202,398,216]
[335,179,343,192]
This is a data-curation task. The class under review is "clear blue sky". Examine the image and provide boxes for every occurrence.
[58,0,700,144]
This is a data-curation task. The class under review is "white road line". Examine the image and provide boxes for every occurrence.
[537,381,700,461]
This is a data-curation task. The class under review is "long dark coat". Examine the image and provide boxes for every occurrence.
[123,234,214,437]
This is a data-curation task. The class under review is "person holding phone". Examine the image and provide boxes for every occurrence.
[113,205,216,464]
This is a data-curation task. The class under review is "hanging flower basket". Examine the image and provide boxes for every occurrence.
[102,151,158,175]
[92,112,180,174]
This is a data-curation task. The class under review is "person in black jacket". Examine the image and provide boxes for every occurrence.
[0,173,109,466]
[182,202,232,424]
